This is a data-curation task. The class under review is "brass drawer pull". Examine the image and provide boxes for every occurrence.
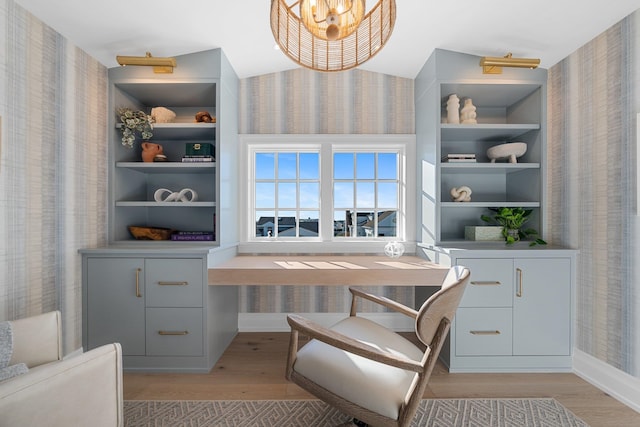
[470,330,501,335]
[158,330,189,336]
[135,268,142,298]
[470,281,501,286]
[157,281,188,286]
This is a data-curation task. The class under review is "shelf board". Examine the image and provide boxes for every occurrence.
[440,163,540,173]
[116,201,216,207]
[116,122,215,140]
[440,202,540,208]
[441,124,540,142]
[116,162,215,173]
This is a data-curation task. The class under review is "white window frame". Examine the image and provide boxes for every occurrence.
[239,135,416,253]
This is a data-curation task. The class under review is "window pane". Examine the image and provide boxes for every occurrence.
[356,182,375,208]
[356,211,375,237]
[377,210,397,237]
[356,153,375,179]
[378,153,397,179]
[377,182,398,208]
[277,183,296,208]
[255,211,275,237]
[299,211,319,237]
[334,153,354,179]
[334,210,357,237]
[278,211,297,236]
[333,182,354,208]
[255,153,274,179]
[300,153,319,179]
[255,183,274,208]
[300,183,319,208]
[278,153,297,179]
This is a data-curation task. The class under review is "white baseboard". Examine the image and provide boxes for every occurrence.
[238,312,414,332]
[573,348,640,413]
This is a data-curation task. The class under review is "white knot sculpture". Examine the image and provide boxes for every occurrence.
[154,188,198,203]
[450,186,472,202]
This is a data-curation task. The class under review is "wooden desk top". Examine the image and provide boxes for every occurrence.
[208,255,448,286]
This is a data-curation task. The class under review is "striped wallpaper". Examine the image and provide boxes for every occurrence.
[0,0,108,354]
[547,11,639,376]
[238,69,416,313]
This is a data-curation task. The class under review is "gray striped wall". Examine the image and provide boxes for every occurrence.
[238,69,415,313]
[0,0,108,354]
[547,11,639,376]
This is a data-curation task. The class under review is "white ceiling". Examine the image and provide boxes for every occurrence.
[14,0,640,79]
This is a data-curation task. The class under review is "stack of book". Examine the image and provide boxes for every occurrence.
[442,153,476,163]
[182,155,214,163]
[170,231,215,241]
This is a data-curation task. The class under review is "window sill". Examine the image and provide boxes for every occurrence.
[238,240,416,255]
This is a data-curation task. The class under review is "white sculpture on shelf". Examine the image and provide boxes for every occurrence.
[151,106,176,123]
[486,142,527,163]
[460,98,477,124]
[154,188,198,202]
[384,241,405,258]
[450,186,472,202]
[446,94,460,124]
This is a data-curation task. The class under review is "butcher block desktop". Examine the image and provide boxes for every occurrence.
[208,255,449,286]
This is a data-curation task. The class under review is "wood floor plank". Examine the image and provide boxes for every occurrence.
[123,332,640,426]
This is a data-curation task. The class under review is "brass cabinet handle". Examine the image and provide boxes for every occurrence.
[158,330,189,336]
[470,330,501,335]
[516,267,523,297]
[135,268,142,298]
[470,281,501,286]
[157,281,188,286]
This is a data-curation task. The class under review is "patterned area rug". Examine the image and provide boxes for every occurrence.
[124,398,589,426]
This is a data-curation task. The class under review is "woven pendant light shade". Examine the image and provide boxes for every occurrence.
[271,0,396,72]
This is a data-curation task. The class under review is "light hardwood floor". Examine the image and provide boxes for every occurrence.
[124,332,640,426]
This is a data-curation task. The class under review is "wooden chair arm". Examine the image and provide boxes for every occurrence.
[287,314,424,373]
[349,287,419,318]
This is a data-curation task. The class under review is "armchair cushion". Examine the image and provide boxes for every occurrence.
[293,316,423,419]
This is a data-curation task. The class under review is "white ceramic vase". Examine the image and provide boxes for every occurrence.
[446,94,460,124]
[460,98,477,124]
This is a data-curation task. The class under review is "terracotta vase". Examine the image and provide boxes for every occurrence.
[141,142,163,163]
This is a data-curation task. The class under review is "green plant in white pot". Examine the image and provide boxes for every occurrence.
[481,207,547,246]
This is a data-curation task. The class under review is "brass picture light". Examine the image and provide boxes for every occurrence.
[479,53,540,74]
[116,52,177,74]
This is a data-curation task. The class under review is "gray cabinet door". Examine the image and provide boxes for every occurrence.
[86,257,146,355]
[513,258,571,356]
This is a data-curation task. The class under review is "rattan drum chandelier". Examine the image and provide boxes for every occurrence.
[271,0,396,72]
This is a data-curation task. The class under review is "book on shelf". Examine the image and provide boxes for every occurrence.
[171,231,214,241]
[442,153,477,163]
[442,158,477,163]
[182,155,215,163]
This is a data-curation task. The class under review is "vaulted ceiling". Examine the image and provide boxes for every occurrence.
[14,0,640,79]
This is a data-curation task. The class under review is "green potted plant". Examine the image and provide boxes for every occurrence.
[117,107,154,148]
[481,207,547,246]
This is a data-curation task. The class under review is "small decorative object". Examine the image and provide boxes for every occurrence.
[464,226,503,241]
[128,226,173,240]
[446,94,460,124]
[450,186,472,202]
[150,107,176,123]
[460,98,477,124]
[487,142,527,163]
[117,107,154,148]
[195,111,216,123]
[153,188,199,203]
[481,207,547,246]
[141,142,164,163]
[384,241,405,258]
[153,154,168,162]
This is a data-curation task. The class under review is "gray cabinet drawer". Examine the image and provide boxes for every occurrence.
[145,258,204,307]
[457,258,513,307]
[146,308,203,356]
[455,307,513,356]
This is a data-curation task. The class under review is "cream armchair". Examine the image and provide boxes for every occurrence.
[0,311,123,427]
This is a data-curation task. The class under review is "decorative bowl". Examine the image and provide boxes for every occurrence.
[487,142,527,163]
[128,226,174,240]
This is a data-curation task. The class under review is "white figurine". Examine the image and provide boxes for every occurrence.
[460,98,477,124]
[450,186,472,202]
[446,94,460,124]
